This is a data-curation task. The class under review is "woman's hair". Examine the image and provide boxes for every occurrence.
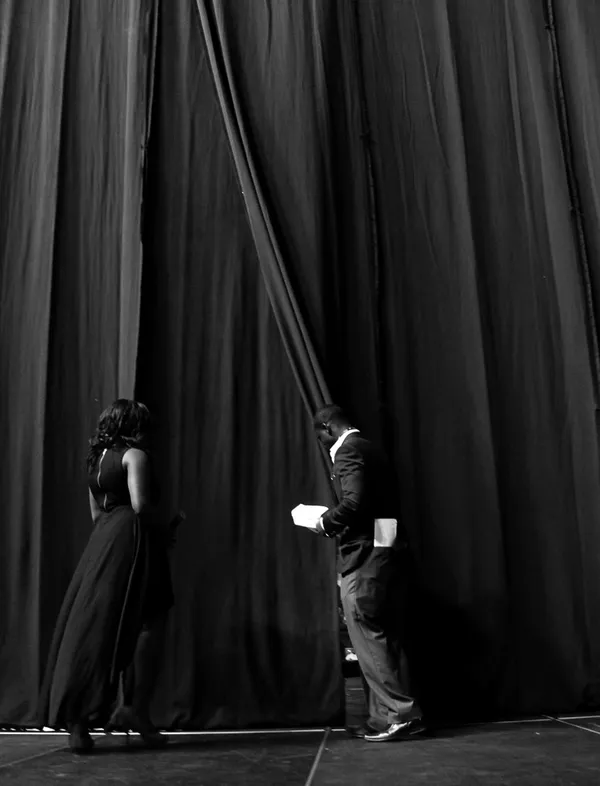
[87,399,152,472]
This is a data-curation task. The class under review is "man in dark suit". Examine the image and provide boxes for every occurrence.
[313,404,423,741]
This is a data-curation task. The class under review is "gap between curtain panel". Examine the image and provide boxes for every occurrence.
[120,0,160,398]
[350,0,385,421]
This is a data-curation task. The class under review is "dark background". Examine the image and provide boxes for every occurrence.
[2,0,600,728]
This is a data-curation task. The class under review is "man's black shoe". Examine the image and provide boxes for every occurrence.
[345,723,379,739]
[363,718,426,742]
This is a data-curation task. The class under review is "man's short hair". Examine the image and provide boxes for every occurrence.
[313,404,352,429]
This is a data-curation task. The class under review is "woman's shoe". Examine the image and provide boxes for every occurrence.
[67,723,94,754]
[105,706,168,748]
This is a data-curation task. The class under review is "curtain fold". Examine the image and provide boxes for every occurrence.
[195,0,330,415]
[357,0,600,715]
[0,0,70,724]
[0,0,155,725]
[550,0,600,705]
[3,0,600,727]
[133,0,343,729]
[118,0,159,398]
[552,0,600,395]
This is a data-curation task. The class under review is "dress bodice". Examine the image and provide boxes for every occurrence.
[88,447,132,512]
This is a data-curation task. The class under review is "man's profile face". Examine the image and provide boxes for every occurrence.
[315,423,335,448]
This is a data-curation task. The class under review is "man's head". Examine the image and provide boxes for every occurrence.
[313,404,354,448]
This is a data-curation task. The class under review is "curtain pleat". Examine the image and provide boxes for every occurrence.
[2,0,600,726]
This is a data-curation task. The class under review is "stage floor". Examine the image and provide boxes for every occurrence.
[2,681,600,785]
[2,717,600,785]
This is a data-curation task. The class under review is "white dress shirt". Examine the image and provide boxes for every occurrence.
[329,428,360,462]
[319,428,360,536]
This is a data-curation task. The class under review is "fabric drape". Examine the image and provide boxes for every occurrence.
[134,0,342,729]
[2,0,600,727]
[552,0,600,387]
[0,0,153,724]
[0,0,70,725]
[356,0,600,715]
[195,0,331,416]
[193,0,384,435]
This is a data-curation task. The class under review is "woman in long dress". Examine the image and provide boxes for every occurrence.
[39,399,176,753]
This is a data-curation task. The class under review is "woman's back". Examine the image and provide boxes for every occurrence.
[88,447,131,513]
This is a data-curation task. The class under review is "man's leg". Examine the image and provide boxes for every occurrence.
[341,571,388,731]
[341,560,421,727]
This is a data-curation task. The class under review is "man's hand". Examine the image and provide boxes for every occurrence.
[168,510,186,548]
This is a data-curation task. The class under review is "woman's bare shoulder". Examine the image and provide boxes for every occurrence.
[122,447,149,468]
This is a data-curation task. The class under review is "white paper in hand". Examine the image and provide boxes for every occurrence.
[291,504,329,531]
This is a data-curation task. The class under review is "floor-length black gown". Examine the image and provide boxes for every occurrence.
[39,446,173,728]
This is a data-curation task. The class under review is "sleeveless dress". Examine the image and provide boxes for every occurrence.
[39,447,173,728]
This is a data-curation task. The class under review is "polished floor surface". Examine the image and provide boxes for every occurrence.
[1,682,599,785]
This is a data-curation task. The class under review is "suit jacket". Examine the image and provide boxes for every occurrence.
[321,433,407,575]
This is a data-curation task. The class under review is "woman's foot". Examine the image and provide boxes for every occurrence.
[67,723,94,754]
[105,705,168,748]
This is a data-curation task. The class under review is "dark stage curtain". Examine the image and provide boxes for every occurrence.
[354,0,600,716]
[2,0,600,727]
[0,0,155,724]
[135,0,342,729]
[552,0,600,372]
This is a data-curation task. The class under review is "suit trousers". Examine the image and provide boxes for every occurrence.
[340,548,421,728]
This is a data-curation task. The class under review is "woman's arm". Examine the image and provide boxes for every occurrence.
[122,448,154,516]
[88,488,102,524]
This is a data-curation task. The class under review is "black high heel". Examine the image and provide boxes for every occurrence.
[104,714,131,745]
[67,723,94,754]
[105,706,168,748]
